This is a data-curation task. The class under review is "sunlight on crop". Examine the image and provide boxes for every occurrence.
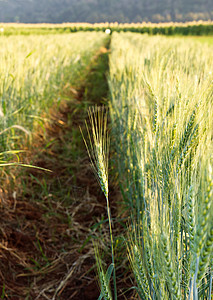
[0,32,105,155]
[106,32,213,299]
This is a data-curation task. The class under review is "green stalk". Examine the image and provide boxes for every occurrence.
[82,107,117,300]
[106,194,117,300]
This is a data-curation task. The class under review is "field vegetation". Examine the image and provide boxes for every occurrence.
[99,33,213,299]
[0,32,106,169]
[0,31,110,299]
[1,21,213,36]
[0,27,212,299]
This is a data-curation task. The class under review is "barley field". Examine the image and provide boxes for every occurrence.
[0,32,105,164]
[103,32,213,299]
[1,21,213,35]
[0,27,212,299]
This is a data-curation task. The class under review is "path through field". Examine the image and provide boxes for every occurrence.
[0,41,118,299]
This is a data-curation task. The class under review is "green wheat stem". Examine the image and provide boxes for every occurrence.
[81,107,117,300]
[95,246,112,300]
[106,194,117,300]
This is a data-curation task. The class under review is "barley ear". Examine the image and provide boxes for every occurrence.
[161,234,181,299]
[128,244,150,300]
[195,166,212,258]
[197,226,213,284]
[84,106,109,199]
[81,107,117,300]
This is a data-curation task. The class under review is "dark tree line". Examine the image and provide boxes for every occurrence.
[0,0,212,23]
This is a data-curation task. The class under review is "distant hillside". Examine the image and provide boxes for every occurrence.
[0,0,212,23]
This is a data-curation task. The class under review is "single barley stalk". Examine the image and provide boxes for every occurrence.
[171,123,177,150]
[153,99,158,134]
[100,270,112,300]
[95,246,113,300]
[188,186,196,247]
[177,122,199,173]
[144,238,154,281]
[179,107,197,154]
[185,186,196,288]
[96,142,109,198]
[166,103,175,117]
[81,107,117,300]
[195,168,212,259]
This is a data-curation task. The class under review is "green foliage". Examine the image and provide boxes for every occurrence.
[107,33,213,299]
[95,247,114,300]
[1,23,213,37]
[83,107,117,300]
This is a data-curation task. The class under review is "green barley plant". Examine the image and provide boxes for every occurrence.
[95,246,114,300]
[106,33,213,299]
[82,107,117,300]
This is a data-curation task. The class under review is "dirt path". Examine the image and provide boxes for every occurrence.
[0,41,116,299]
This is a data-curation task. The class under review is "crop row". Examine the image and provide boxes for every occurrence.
[93,33,213,299]
[1,21,213,36]
[0,32,106,167]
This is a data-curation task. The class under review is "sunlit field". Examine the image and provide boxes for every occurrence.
[104,32,213,299]
[1,21,213,35]
[0,32,105,162]
[0,25,212,299]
